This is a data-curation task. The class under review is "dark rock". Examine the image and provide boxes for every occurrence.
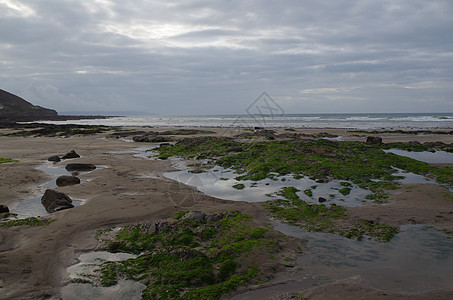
[41,189,74,213]
[62,150,80,159]
[183,211,206,222]
[159,143,171,147]
[206,213,224,223]
[133,135,171,143]
[56,175,81,187]
[0,204,9,213]
[318,197,327,203]
[281,178,286,182]
[48,155,61,162]
[65,163,96,172]
[366,136,382,144]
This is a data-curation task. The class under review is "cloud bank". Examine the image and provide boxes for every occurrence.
[1,0,452,114]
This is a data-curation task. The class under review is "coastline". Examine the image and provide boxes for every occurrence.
[1,125,453,299]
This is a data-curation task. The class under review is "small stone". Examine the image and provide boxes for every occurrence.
[366,136,382,144]
[62,150,80,159]
[56,175,81,187]
[48,155,61,162]
[65,163,96,172]
[318,197,327,203]
[0,205,9,213]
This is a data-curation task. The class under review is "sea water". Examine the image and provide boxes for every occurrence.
[35,113,453,130]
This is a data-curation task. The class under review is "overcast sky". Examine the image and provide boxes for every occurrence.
[1,0,452,115]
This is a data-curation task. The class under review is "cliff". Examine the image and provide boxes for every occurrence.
[0,89,58,122]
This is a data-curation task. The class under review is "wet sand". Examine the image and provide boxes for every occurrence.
[1,127,453,299]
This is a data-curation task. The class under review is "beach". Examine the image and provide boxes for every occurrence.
[1,126,453,299]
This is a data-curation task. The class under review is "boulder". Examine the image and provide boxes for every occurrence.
[48,155,61,162]
[65,163,96,172]
[183,211,206,222]
[41,189,74,213]
[56,175,81,187]
[366,136,382,144]
[0,205,9,213]
[62,150,80,159]
[318,197,327,203]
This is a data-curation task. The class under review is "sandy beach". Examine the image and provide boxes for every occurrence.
[1,127,453,299]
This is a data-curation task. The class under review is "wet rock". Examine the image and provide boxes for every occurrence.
[56,175,81,187]
[0,205,9,213]
[206,213,224,223]
[318,197,327,203]
[62,150,80,159]
[366,136,382,144]
[65,163,96,172]
[48,155,61,162]
[41,189,74,213]
[183,211,206,222]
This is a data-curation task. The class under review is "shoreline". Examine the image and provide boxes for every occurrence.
[1,127,453,299]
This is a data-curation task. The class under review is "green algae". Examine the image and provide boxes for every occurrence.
[232,183,245,190]
[0,216,55,228]
[156,137,453,201]
[94,211,294,299]
[0,157,16,164]
[264,187,398,242]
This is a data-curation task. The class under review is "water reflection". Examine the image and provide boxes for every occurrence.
[9,162,92,218]
[163,166,371,206]
[385,149,453,164]
[273,221,453,293]
[62,251,145,300]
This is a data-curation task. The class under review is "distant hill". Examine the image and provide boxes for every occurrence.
[0,89,58,122]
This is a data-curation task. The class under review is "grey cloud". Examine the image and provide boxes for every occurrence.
[1,0,452,114]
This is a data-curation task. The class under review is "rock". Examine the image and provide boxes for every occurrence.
[133,135,171,143]
[62,150,80,159]
[41,189,74,213]
[366,136,382,144]
[206,213,224,223]
[183,211,206,222]
[65,163,96,172]
[56,175,80,187]
[0,205,9,213]
[318,197,327,203]
[48,155,61,162]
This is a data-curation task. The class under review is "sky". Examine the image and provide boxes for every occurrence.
[1,0,453,115]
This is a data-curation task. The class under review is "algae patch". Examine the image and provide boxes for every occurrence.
[92,211,302,299]
[264,187,398,242]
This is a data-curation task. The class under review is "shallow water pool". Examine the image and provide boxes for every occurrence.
[62,251,145,300]
[385,149,453,164]
[273,221,453,293]
[9,162,95,218]
[163,166,372,207]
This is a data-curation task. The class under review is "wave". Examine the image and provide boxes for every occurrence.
[35,113,453,130]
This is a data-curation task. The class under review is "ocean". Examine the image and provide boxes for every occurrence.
[40,113,453,130]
